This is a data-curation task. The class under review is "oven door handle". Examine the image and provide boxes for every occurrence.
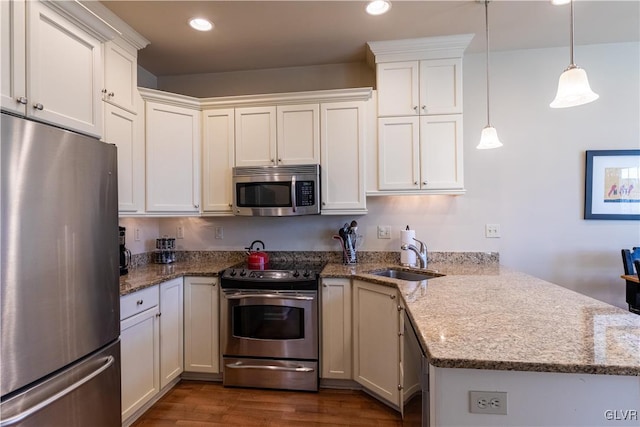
[225,293,314,301]
[225,362,314,373]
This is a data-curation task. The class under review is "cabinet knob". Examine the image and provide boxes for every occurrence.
[194,204,200,209]
[422,181,428,186]
[136,300,143,305]
[101,89,107,94]
[322,202,326,206]
[414,181,418,185]
[397,384,403,391]
[397,305,404,312]
[33,103,44,111]
[270,158,275,163]
[16,96,28,105]
[323,284,328,287]
[156,313,162,317]
[108,92,115,97]
[278,158,282,162]
[390,294,396,300]
[413,106,418,112]
[421,105,426,111]
[228,204,232,207]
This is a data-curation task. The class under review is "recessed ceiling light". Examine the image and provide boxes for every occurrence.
[366,0,391,16]
[189,17,213,32]
[550,0,571,5]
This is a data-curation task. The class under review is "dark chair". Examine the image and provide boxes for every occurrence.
[621,248,640,314]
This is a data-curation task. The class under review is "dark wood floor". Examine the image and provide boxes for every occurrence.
[132,380,421,426]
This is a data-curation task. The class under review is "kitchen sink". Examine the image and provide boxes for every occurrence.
[370,268,444,281]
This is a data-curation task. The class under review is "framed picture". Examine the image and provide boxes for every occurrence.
[584,149,640,220]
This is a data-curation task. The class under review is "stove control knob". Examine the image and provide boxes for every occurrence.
[303,270,310,278]
[240,269,247,277]
[229,269,237,277]
[293,270,300,277]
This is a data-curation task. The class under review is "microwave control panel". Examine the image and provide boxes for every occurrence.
[296,181,315,206]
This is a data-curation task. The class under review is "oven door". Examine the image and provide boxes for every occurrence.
[221,290,318,361]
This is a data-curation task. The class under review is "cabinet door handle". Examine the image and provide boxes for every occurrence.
[16,96,28,105]
[33,103,44,111]
[136,300,143,305]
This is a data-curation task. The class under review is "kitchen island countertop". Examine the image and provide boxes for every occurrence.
[120,259,640,376]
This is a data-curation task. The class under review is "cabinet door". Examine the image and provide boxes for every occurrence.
[120,305,160,422]
[276,104,320,165]
[159,278,183,389]
[104,103,143,213]
[184,277,220,374]
[376,61,419,117]
[352,280,400,408]
[235,106,276,167]
[377,117,421,191]
[402,312,423,405]
[103,39,137,113]
[202,109,235,215]
[1,0,26,115]
[27,1,103,137]
[321,278,352,379]
[419,58,462,115]
[320,101,366,214]
[419,114,464,190]
[145,101,201,212]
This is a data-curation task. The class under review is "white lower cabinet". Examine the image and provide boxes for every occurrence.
[184,277,220,373]
[320,278,352,379]
[120,278,184,425]
[120,286,160,422]
[159,278,184,388]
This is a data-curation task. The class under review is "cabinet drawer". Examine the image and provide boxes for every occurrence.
[120,286,159,320]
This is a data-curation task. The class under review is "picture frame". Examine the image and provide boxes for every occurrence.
[584,149,640,220]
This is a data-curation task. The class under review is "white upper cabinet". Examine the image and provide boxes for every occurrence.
[1,0,108,137]
[234,106,277,167]
[276,104,320,165]
[142,90,201,214]
[320,100,367,214]
[234,103,320,167]
[368,35,472,195]
[202,108,235,215]
[103,39,138,114]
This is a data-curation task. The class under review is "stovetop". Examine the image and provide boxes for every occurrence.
[220,260,326,290]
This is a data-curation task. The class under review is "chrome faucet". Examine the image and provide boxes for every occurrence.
[401,237,428,269]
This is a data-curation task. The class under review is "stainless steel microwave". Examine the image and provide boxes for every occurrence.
[232,164,321,216]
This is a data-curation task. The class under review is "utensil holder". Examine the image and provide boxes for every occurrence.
[154,236,176,264]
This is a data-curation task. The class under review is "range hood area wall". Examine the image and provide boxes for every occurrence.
[122,41,639,312]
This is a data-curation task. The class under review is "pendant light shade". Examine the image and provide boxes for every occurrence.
[550,0,598,108]
[478,126,503,150]
[476,0,503,150]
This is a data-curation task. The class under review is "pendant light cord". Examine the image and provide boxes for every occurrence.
[485,0,491,126]
[569,0,575,67]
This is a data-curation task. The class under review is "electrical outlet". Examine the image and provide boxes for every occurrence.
[176,226,184,239]
[485,223,501,238]
[377,225,391,239]
[469,391,507,415]
[134,228,141,242]
[215,226,224,240]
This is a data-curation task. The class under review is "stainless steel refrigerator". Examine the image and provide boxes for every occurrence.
[1,113,121,426]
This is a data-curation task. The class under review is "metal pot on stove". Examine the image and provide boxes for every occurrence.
[245,240,269,269]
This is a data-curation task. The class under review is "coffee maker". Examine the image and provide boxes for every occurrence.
[119,226,132,275]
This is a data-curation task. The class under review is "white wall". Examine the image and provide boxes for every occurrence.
[124,41,640,309]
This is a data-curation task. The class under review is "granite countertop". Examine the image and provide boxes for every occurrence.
[331,263,640,377]
[120,258,640,376]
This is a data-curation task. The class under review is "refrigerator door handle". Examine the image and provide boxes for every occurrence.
[0,356,115,427]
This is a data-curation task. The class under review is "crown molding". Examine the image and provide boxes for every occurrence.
[367,34,475,63]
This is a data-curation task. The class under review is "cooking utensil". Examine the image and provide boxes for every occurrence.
[246,239,269,266]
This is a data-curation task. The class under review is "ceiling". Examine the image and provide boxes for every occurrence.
[100,0,640,77]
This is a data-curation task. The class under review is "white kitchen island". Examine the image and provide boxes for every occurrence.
[323,262,640,427]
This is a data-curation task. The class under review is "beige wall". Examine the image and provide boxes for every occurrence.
[156,62,375,97]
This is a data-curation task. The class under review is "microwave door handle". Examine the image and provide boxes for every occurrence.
[291,175,296,213]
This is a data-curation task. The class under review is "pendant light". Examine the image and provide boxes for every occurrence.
[477,0,503,150]
[550,0,598,108]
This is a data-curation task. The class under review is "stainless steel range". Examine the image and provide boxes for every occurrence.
[220,260,325,392]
